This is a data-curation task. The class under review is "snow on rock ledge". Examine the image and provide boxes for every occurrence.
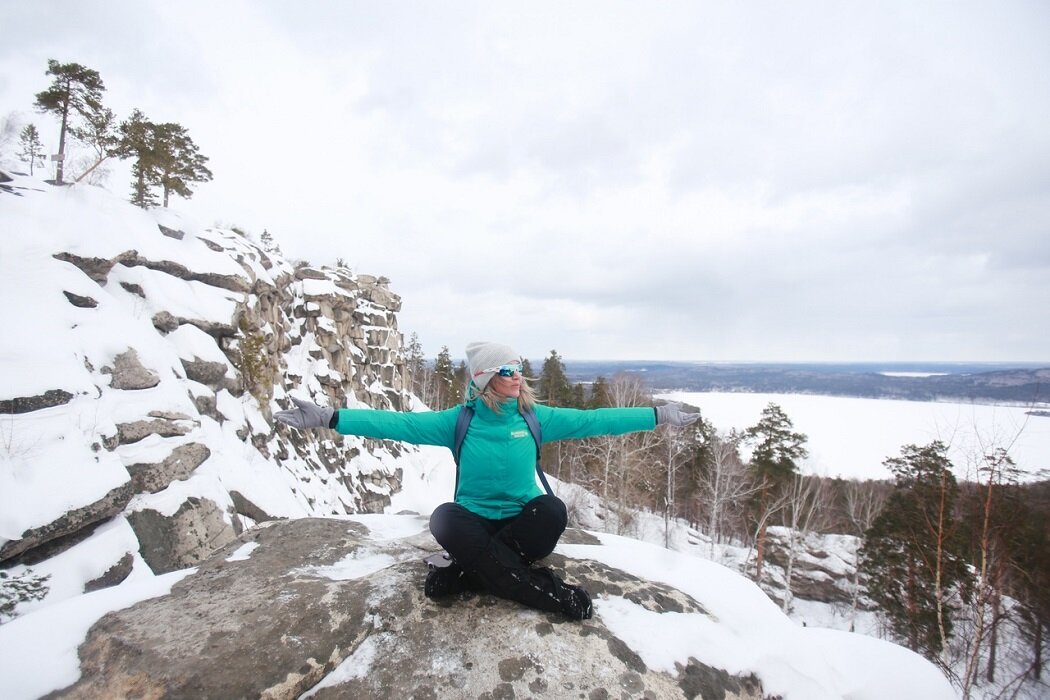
[0,170,414,615]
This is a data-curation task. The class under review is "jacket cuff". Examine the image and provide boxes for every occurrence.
[329,410,339,429]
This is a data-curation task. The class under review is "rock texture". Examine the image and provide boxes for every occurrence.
[1,196,414,607]
[51,519,764,700]
[762,527,862,607]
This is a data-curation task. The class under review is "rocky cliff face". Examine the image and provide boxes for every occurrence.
[1,169,414,614]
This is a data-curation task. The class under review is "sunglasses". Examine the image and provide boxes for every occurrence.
[474,362,523,378]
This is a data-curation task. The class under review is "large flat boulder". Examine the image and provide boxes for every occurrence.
[50,518,763,700]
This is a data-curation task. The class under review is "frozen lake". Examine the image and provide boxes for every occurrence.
[661,392,1050,482]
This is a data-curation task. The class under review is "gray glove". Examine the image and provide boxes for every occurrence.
[655,402,700,427]
[275,397,334,430]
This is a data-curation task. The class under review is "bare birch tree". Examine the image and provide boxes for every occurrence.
[695,430,759,558]
[744,484,792,584]
[578,372,664,536]
[844,479,889,631]
[660,409,700,548]
[961,447,1022,698]
[780,474,831,613]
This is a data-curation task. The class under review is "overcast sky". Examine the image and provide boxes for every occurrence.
[3,1,1048,363]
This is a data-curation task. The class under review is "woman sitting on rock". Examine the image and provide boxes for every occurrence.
[275,341,698,620]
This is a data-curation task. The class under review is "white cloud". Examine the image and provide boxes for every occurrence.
[4,0,1048,362]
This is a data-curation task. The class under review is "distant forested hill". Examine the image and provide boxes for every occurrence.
[560,361,1050,404]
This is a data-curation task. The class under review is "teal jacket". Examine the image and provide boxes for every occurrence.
[332,399,657,519]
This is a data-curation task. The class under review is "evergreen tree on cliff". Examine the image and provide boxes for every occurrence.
[859,441,971,662]
[18,125,45,175]
[117,109,212,208]
[536,350,575,407]
[404,332,428,400]
[118,109,158,208]
[743,403,807,579]
[33,59,106,184]
[432,346,458,409]
[589,375,611,408]
[152,121,213,206]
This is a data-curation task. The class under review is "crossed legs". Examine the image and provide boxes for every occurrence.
[430,494,567,566]
[427,495,591,619]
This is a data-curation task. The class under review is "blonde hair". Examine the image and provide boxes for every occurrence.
[477,376,538,414]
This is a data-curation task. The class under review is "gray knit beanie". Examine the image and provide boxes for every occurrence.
[465,341,520,393]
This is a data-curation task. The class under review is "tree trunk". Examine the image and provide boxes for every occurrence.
[907,554,919,652]
[963,478,997,698]
[934,467,950,665]
[782,528,797,614]
[849,565,861,633]
[986,586,1000,683]
[56,97,70,184]
[664,447,676,549]
[708,500,719,559]
[755,477,769,580]
[1033,619,1043,681]
[73,154,111,184]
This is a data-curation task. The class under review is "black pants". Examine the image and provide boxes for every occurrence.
[429,495,569,612]
[430,494,568,567]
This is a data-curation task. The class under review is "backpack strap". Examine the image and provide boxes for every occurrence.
[520,407,554,496]
[452,405,474,466]
[452,405,475,499]
[451,404,554,499]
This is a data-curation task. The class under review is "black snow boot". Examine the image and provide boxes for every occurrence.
[533,566,593,620]
[467,540,593,620]
[424,561,484,599]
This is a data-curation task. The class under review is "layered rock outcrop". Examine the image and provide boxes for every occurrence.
[1,172,415,616]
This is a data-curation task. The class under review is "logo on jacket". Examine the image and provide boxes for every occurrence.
[510,429,529,439]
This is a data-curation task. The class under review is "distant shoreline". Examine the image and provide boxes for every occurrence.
[559,361,1050,406]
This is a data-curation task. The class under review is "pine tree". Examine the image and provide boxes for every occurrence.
[433,346,457,409]
[537,350,574,406]
[260,229,282,255]
[571,383,586,408]
[453,361,468,405]
[404,333,428,401]
[1012,487,1050,682]
[17,125,44,175]
[743,403,808,579]
[116,110,212,208]
[118,109,158,208]
[589,375,611,408]
[859,441,972,662]
[34,59,106,184]
[151,121,212,206]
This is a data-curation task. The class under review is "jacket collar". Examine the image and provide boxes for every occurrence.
[467,397,519,420]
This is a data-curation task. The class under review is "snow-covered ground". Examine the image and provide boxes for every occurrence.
[663,391,1050,482]
[0,507,955,700]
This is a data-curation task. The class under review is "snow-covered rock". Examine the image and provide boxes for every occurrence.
[0,169,412,605]
[1,516,955,700]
